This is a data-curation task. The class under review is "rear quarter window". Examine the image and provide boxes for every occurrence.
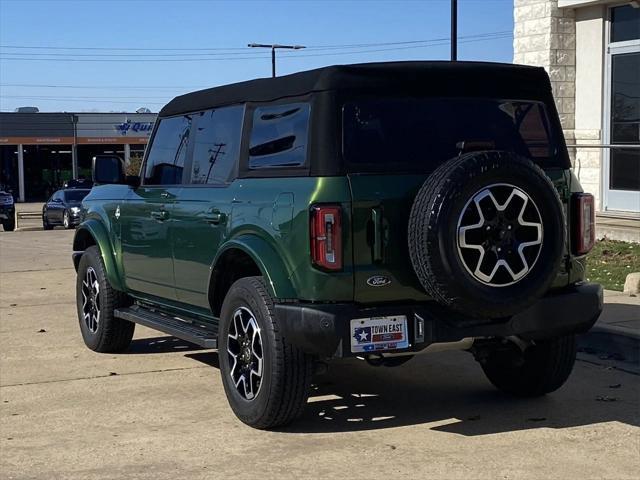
[248,103,310,169]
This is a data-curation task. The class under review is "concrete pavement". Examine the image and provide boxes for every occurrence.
[578,290,640,366]
[1,229,639,480]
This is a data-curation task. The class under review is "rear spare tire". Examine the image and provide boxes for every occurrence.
[408,151,565,318]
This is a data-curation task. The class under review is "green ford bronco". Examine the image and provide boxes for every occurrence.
[73,61,602,429]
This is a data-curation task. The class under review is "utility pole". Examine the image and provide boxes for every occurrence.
[451,0,458,61]
[248,43,306,77]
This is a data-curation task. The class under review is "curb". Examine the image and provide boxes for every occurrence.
[577,324,640,365]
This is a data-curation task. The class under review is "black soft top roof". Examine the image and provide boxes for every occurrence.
[159,61,551,117]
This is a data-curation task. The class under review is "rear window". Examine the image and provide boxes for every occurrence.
[343,98,560,173]
[64,190,90,202]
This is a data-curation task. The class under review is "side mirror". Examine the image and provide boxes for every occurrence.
[92,155,125,185]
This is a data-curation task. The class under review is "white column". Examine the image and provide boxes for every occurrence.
[124,143,131,167]
[17,144,25,202]
[71,144,78,179]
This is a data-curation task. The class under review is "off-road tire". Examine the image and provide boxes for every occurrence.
[76,246,134,352]
[219,276,314,429]
[480,335,577,396]
[2,219,16,231]
[408,151,566,318]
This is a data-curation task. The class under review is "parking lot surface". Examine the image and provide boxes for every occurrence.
[1,229,639,480]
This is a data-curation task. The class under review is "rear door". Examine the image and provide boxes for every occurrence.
[171,106,245,309]
[343,97,563,303]
[120,114,192,301]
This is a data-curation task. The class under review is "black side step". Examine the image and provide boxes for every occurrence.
[114,305,218,348]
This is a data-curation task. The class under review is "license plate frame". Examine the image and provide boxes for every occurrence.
[350,315,409,353]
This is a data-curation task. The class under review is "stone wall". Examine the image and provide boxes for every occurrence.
[514,0,577,132]
[514,0,606,210]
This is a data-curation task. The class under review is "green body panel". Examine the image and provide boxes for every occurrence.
[213,235,297,300]
[119,186,180,300]
[348,173,432,303]
[74,184,129,292]
[212,176,354,303]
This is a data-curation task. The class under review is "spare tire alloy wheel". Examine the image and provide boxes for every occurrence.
[457,183,543,287]
[408,151,565,319]
[227,306,264,401]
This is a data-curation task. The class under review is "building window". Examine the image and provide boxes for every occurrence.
[610,5,640,43]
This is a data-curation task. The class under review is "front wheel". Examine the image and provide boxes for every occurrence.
[219,276,314,429]
[479,335,576,397]
[76,246,134,352]
[2,219,15,231]
[63,210,72,229]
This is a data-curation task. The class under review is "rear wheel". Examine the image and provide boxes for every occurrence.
[479,335,576,397]
[76,246,134,352]
[43,214,53,230]
[219,276,314,429]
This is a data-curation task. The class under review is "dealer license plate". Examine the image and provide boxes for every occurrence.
[350,315,409,353]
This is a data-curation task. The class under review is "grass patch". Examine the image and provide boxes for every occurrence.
[586,239,640,291]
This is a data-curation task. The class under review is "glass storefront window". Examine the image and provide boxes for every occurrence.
[611,5,640,43]
[609,52,640,192]
[23,145,73,201]
[0,146,19,199]
[76,144,126,181]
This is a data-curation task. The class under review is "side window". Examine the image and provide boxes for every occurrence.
[144,115,192,185]
[190,106,244,185]
[248,103,310,169]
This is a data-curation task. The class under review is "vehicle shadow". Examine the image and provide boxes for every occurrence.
[282,351,640,435]
[126,336,204,354]
[125,335,639,436]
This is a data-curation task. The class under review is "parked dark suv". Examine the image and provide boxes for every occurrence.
[0,186,15,231]
[72,62,602,429]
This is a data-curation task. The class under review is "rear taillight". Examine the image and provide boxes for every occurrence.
[310,204,342,271]
[573,193,595,255]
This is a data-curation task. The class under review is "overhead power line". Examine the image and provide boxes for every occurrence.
[0,33,511,63]
[0,31,511,53]
[0,95,165,105]
[0,83,208,89]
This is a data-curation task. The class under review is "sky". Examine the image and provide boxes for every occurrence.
[0,0,515,113]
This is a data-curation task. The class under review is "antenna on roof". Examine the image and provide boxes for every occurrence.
[451,0,458,61]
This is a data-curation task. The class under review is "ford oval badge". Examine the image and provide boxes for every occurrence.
[367,275,391,287]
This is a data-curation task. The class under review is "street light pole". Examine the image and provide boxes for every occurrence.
[451,0,458,61]
[248,43,306,77]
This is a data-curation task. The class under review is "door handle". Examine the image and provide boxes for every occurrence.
[160,192,170,198]
[371,207,383,262]
[204,209,224,224]
[150,209,168,221]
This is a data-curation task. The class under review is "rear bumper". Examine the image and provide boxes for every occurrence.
[274,282,603,358]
